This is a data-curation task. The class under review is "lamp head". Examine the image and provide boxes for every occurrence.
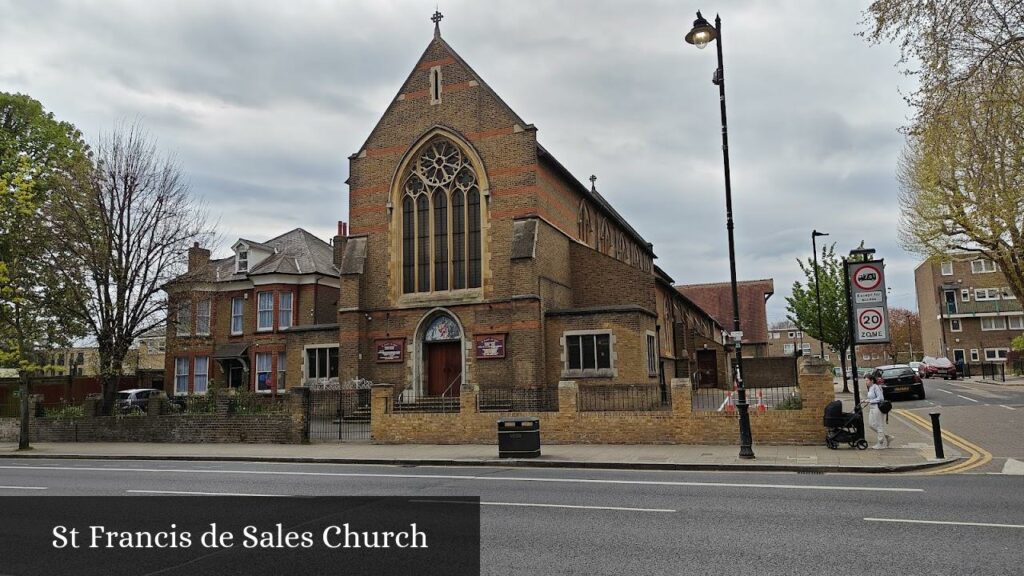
[685,11,717,49]
[812,230,829,238]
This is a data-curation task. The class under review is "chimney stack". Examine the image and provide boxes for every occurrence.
[333,221,348,268]
[188,241,211,273]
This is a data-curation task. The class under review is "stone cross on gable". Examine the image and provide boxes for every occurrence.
[589,175,597,191]
[431,10,443,38]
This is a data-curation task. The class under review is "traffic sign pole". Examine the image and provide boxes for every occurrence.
[843,256,865,441]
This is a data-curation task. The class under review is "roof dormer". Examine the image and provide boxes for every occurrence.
[232,239,276,274]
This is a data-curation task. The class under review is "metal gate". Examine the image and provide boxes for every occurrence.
[306,380,371,442]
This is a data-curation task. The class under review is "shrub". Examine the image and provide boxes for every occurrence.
[774,394,803,410]
[44,404,84,420]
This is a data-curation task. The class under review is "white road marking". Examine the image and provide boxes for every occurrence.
[126,490,284,497]
[865,518,1024,529]
[1000,405,1016,410]
[956,395,979,403]
[1001,459,1024,475]
[0,485,47,490]
[413,499,675,513]
[937,389,953,394]
[0,465,923,493]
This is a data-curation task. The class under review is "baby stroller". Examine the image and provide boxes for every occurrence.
[823,399,869,450]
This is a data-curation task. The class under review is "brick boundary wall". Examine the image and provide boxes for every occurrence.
[371,358,833,445]
[25,392,306,444]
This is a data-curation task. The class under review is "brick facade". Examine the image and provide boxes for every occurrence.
[916,256,1023,363]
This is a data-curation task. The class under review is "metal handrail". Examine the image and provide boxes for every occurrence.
[440,372,462,398]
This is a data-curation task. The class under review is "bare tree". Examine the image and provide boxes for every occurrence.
[51,122,213,412]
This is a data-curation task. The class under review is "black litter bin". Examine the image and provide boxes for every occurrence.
[497,417,540,458]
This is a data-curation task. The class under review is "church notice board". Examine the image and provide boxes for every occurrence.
[473,334,506,359]
[375,339,405,363]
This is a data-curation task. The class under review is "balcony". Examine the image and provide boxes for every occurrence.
[947,299,1023,316]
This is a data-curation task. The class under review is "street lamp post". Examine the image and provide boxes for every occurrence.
[685,11,754,459]
[812,230,829,358]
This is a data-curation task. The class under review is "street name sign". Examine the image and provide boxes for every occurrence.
[849,260,890,343]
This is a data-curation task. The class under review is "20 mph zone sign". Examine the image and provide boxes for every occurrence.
[849,261,889,343]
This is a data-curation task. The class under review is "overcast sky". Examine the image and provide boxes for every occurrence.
[0,0,919,323]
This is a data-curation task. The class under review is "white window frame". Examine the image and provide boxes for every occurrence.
[255,352,273,393]
[231,297,244,335]
[176,302,191,337]
[971,259,997,274]
[196,300,211,336]
[645,331,657,377]
[950,319,962,332]
[257,291,274,331]
[304,344,340,382]
[783,343,795,355]
[970,349,979,362]
[961,289,970,302]
[1003,289,1017,300]
[981,317,1007,331]
[787,331,795,338]
[174,357,189,396]
[278,292,293,330]
[984,348,1009,361]
[1008,316,1024,330]
[561,330,616,377]
[801,343,813,355]
[975,288,1000,301]
[236,250,248,272]
[193,356,209,395]
[940,261,953,276]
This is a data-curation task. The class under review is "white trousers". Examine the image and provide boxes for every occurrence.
[867,405,887,447]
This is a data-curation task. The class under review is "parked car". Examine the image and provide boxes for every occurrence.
[116,388,162,413]
[865,364,926,400]
[920,356,958,380]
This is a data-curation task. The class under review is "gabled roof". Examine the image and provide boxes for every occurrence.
[201,228,339,282]
[676,279,775,344]
[352,28,653,256]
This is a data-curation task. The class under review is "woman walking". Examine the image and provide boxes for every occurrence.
[866,379,892,449]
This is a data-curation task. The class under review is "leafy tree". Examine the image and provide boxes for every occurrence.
[786,244,853,392]
[0,93,90,449]
[50,121,212,414]
[881,307,922,363]
[863,2,1024,299]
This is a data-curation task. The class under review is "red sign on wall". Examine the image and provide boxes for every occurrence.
[375,339,405,363]
[473,334,506,359]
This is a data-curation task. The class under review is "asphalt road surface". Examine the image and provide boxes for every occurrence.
[1,458,1021,575]
[879,376,1024,474]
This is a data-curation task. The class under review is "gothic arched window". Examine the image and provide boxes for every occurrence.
[577,201,592,245]
[401,137,483,293]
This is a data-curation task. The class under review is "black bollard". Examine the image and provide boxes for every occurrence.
[929,412,945,459]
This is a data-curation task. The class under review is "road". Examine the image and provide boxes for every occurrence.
[1,458,1022,575]
[886,377,1024,474]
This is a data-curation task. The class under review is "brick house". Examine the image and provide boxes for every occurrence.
[915,255,1022,364]
[676,279,775,358]
[655,267,729,388]
[766,327,831,362]
[164,229,340,395]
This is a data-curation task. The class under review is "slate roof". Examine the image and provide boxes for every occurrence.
[675,279,775,345]
[201,228,339,283]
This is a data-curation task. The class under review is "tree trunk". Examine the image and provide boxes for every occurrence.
[18,371,30,450]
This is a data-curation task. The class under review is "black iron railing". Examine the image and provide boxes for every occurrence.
[577,384,670,412]
[477,387,558,412]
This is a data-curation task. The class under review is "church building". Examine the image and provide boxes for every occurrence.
[331,15,723,397]
[164,14,727,399]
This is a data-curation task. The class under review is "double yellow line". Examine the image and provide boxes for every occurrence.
[894,409,992,475]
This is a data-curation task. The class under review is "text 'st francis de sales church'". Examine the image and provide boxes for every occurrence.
[168,16,729,398]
